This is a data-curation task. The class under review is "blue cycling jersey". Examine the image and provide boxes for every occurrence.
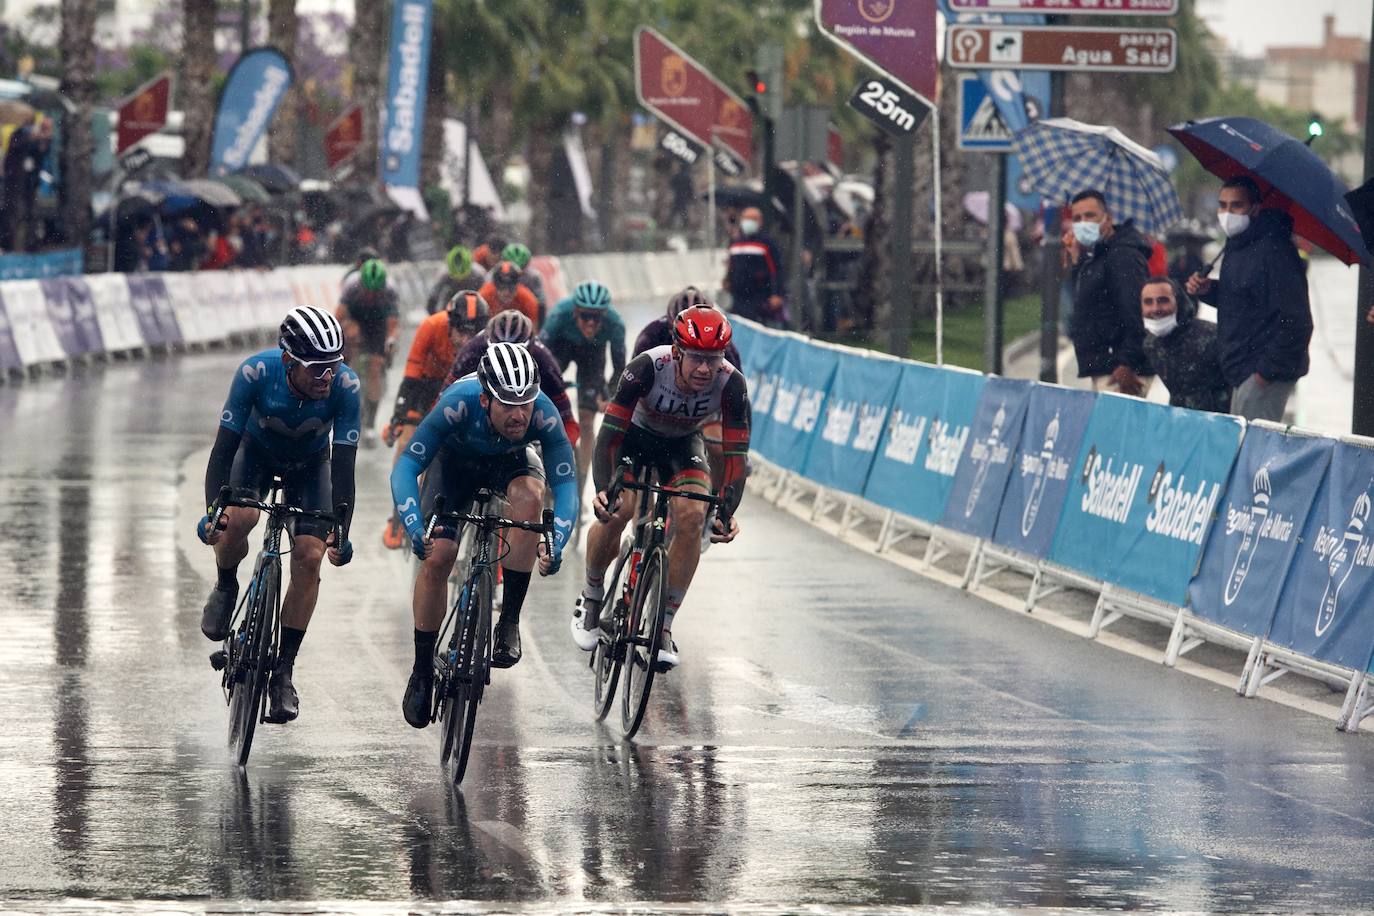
[219,348,362,462]
[389,376,578,552]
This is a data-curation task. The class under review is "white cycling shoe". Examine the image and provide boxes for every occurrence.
[570,594,602,652]
[656,636,680,671]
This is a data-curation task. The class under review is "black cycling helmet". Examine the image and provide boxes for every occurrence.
[667,285,711,321]
[447,290,490,333]
[355,245,381,267]
[280,306,345,361]
[492,260,521,290]
[486,309,533,344]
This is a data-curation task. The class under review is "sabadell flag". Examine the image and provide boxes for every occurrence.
[381,0,435,189]
[210,47,294,176]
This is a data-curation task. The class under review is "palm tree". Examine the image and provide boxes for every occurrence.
[59,0,98,251]
[267,0,298,165]
[180,0,216,177]
[348,0,387,185]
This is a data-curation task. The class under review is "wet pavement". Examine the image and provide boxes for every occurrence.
[5,314,1374,912]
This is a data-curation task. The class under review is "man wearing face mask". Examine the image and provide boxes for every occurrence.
[724,206,786,326]
[1139,277,1229,414]
[1062,190,1154,396]
[1186,177,1311,422]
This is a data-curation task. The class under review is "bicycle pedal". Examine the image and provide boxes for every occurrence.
[209,650,227,671]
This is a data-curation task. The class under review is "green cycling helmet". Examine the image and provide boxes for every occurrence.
[445,245,473,279]
[360,258,388,292]
[501,242,532,270]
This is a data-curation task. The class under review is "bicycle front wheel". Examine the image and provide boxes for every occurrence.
[229,561,278,767]
[450,568,492,786]
[621,546,667,739]
[592,539,633,722]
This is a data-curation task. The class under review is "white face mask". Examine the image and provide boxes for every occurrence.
[1144,314,1178,338]
[740,219,760,235]
[1219,211,1251,238]
[1072,220,1102,247]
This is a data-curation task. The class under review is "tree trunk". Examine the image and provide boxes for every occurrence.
[419,14,446,193]
[179,0,217,178]
[348,0,387,186]
[267,0,298,165]
[525,121,556,253]
[59,0,97,251]
[480,78,516,194]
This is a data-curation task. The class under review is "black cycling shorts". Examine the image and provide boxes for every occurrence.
[420,445,545,540]
[616,426,709,490]
[546,336,607,411]
[229,440,333,540]
[353,317,389,356]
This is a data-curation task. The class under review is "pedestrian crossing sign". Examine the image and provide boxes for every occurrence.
[958,75,1013,152]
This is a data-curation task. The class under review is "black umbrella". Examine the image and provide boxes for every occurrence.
[236,163,302,195]
[1344,178,1374,257]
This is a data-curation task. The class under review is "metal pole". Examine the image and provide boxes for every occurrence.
[789,108,807,331]
[1353,3,1374,434]
[1039,70,1066,383]
[932,108,944,367]
[984,152,1007,374]
[887,131,917,356]
[240,0,250,52]
[707,133,717,256]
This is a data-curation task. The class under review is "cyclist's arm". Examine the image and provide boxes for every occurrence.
[330,445,357,530]
[205,360,256,505]
[393,320,443,422]
[533,394,578,551]
[718,371,751,516]
[592,352,654,493]
[389,400,450,539]
[204,426,243,507]
[607,310,626,379]
[446,334,485,387]
[330,372,362,524]
[531,340,578,444]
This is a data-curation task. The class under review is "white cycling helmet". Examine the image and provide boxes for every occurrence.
[478,341,540,405]
[280,306,345,361]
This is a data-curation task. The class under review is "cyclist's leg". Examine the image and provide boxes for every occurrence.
[661,434,713,651]
[405,452,468,727]
[202,443,264,640]
[280,455,333,632]
[490,448,546,667]
[701,419,726,493]
[574,364,601,503]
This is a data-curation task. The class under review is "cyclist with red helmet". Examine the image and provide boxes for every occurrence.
[571,305,750,670]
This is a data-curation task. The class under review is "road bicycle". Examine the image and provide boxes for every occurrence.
[207,483,347,768]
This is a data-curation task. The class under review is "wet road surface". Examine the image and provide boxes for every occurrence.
[5,318,1374,911]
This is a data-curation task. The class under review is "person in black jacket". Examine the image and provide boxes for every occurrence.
[1186,176,1311,422]
[1063,190,1154,396]
[1140,276,1230,413]
[724,206,786,327]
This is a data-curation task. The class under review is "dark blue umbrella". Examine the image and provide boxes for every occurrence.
[1167,116,1368,266]
[236,163,301,195]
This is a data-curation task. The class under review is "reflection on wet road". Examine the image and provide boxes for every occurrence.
[4,339,1374,911]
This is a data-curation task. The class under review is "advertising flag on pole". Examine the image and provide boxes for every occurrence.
[115,73,171,155]
[380,0,435,190]
[324,105,364,171]
[210,48,294,176]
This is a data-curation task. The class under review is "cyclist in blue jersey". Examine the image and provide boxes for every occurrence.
[197,306,359,724]
[391,342,577,728]
[540,280,625,502]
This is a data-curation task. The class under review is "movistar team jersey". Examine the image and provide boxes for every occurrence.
[389,376,578,551]
[219,348,362,462]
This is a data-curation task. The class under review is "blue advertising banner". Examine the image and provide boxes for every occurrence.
[0,289,22,371]
[1050,397,1243,605]
[125,275,182,346]
[380,0,435,189]
[863,363,986,523]
[1268,441,1374,670]
[734,324,788,451]
[756,340,839,473]
[942,378,1032,538]
[39,278,104,356]
[992,385,1096,558]
[210,47,294,175]
[0,248,83,281]
[1189,428,1332,637]
[803,350,903,495]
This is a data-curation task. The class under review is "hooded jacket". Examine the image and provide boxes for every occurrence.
[1068,219,1154,378]
[1141,288,1231,413]
[1197,209,1311,386]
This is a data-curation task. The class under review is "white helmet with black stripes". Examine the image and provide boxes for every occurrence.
[477,341,540,405]
[279,306,345,361]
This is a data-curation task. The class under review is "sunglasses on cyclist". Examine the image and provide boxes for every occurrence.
[679,350,725,369]
[575,310,604,324]
[291,355,343,380]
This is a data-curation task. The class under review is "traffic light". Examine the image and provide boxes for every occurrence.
[1307,112,1325,145]
[744,69,769,117]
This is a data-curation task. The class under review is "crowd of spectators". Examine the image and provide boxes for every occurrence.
[112,206,282,273]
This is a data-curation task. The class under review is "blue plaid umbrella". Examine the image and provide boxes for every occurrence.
[1012,118,1183,237]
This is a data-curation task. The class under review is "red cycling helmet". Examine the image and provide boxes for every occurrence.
[672,305,732,352]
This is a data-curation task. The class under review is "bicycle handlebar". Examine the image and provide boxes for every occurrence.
[210,485,350,545]
[422,495,557,543]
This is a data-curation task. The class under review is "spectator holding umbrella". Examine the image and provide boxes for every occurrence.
[1140,276,1230,414]
[1185,176,1312,421]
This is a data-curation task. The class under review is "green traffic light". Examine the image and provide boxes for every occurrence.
[1308,118,1324,139]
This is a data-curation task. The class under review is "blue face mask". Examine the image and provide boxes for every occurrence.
[1072,221,1102,247]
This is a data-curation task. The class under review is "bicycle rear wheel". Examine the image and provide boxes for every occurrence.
[451,568,492,786]
[592,539,633,721]
[621,547,667,739]
[229,561,278,767]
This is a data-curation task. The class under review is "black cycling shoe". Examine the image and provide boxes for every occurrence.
[265,662,299,724]
[403,670,434,729]
[491,614,522,669]
[200,584,237,641]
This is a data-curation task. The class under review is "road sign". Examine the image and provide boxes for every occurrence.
[815,0,939,106]
[946,0,1177,13]
[324,105,363,171]
[634,26,753,166]
[958,76,1013,151]
[115,73,171,155]
[659,128,702,166]
[848,76,930,138]
[946,25,1177,73]
[117,146,153,176]
[713,147,744,177]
